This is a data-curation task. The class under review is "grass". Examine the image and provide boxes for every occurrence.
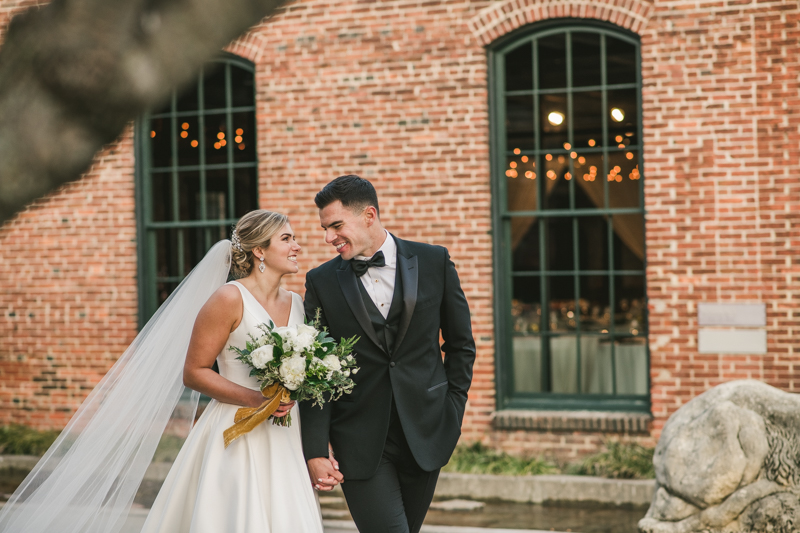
[0,425,59,455]
[444,441,655,479]
[443,442,560,476]
[567,441,655,479]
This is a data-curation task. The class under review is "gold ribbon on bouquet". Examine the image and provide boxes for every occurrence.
[223,383,291,448]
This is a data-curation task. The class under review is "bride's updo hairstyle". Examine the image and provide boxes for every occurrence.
[230,210,289,278]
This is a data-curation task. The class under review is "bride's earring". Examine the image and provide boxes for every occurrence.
[258,256,266,273]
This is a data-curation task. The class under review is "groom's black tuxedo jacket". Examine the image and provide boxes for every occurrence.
[300,235,476,480]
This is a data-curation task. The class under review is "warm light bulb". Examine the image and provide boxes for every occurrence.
[191,140,198,148]
[588,139,596,147]
[180,131,188,138]
[182,123,190,130]
[610,108,625,122]
[547,111,565,126]
[513,148,521,155]
[521,156,529,163]
[236,128,244,136]
[217,132,225,140]
[235,136,243,143]
[150,131,156,138]
[626,152,634,160]
[510,161,518,169]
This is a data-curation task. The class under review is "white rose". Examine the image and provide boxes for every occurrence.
[296,324,318,337]
[293,331,315,353]
[322,354,342,373]
[250,345,274,369]
[279,355,307,390]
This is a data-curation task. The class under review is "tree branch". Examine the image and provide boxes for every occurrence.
[0,0,286,223]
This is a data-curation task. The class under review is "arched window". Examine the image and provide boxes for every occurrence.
[136,55,258,322]
[491,21,648,412]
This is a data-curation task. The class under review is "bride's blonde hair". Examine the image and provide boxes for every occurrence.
[230,210,289,278]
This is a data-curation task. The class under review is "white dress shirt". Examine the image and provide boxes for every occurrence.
[354,230,396,319]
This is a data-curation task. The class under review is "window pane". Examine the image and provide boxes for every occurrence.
[547,275,575,331]
[542,154,570,210]
[578,216,608,270]
[574,152,604,209]
[149,118,171,168]
[204,114,229,166]
[511,217,540,271]
[538,34,566,89]
[206,169,230,220]
[150,172,173,222]
[230,65,255,107]
[572,33,601,87]
[607,36,636,85]
[232,112,257,163]
[607,88,638,147]
[506,155,537,212]
[545,218,574,271]
[512,276,541,334]
[580,275,610,332]
[176,116,201,167]
[614,275,645,335]
[607,150,640,208]
[612,214,645,271]
[539,93,567,149]
[177,171,201,221]
[155,228,180,278]
[234,168,259,217]
[204,64,227,110]
[506,95,534,151]
[572,91,602,148]
[512,336,542,392]
[505,42,533,91]
[614,337,648,395]
[550,336,577,392]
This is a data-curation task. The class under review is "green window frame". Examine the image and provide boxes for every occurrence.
[135,54,258,324]
[490,20,650,412]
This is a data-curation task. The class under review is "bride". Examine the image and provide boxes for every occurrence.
[0,210,330,533]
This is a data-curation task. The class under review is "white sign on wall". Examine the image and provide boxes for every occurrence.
[697,302,767,354]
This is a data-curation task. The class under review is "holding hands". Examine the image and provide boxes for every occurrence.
[308,446,343,491]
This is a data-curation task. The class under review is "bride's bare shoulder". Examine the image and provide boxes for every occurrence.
[201,283,242,313]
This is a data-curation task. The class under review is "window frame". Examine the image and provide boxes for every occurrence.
[489,19,651,413]
[134,54,257,326]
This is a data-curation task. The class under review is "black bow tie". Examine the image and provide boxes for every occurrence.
[351,251,386,277]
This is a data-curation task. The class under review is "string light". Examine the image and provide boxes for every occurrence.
[525,171,535,179]
[588,139,596,147]
[235,136,243,143]
[150,131,156,138]
[236,128,244,136]
[513,148,521,155]
[217,132,225,140]
[521,155,529,163]
[509,161,517,169]
[181,123,190,130]
[238,143,246,150]
[578,156,586,164]
[180,131,188,138]
[615,135,623,143]
[548,111,564,126]
[545,154,553,161]
[565,172,572,181]
[563,142,571,150]
[191,140,198,148]
[570,151,577,159]
[547,170,557,180]
[220,139,227,147]
[626,152,634,160]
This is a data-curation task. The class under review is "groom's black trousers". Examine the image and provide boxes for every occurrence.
[341,400,440,533]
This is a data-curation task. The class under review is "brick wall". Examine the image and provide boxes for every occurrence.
[1,0,799,460]
[0,132,137,428]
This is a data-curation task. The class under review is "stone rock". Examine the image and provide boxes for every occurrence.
[639,380,800,533]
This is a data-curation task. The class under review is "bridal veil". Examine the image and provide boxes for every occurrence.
[0,240,232,533]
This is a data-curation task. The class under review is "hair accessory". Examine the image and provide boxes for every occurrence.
[258,257,266,273]
[231,228,243,252]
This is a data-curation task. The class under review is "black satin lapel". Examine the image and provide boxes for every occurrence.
[337,268,386,352]
[394,254,418,352]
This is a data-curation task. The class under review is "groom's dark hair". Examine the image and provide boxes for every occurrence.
[315,174,380,216]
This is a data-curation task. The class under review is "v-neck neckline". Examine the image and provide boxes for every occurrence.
[232,281,297,328]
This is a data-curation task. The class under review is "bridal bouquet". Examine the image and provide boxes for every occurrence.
[223,311,359,447]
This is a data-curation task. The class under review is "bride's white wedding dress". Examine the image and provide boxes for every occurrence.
[141,281,324,533]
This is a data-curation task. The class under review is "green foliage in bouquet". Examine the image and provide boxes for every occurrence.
[228,309,360,414]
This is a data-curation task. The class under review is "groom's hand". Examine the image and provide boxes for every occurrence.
[273,400,296,417]
[307,457,343,491]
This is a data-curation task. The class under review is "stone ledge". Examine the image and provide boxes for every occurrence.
[492,410,652,434]
[436,472,655,507]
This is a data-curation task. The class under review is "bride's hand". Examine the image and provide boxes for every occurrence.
[273,400,296,417]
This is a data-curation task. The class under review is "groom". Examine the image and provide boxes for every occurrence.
[300,175,476,532]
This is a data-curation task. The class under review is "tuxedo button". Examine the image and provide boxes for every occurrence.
[389,362,396,368]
